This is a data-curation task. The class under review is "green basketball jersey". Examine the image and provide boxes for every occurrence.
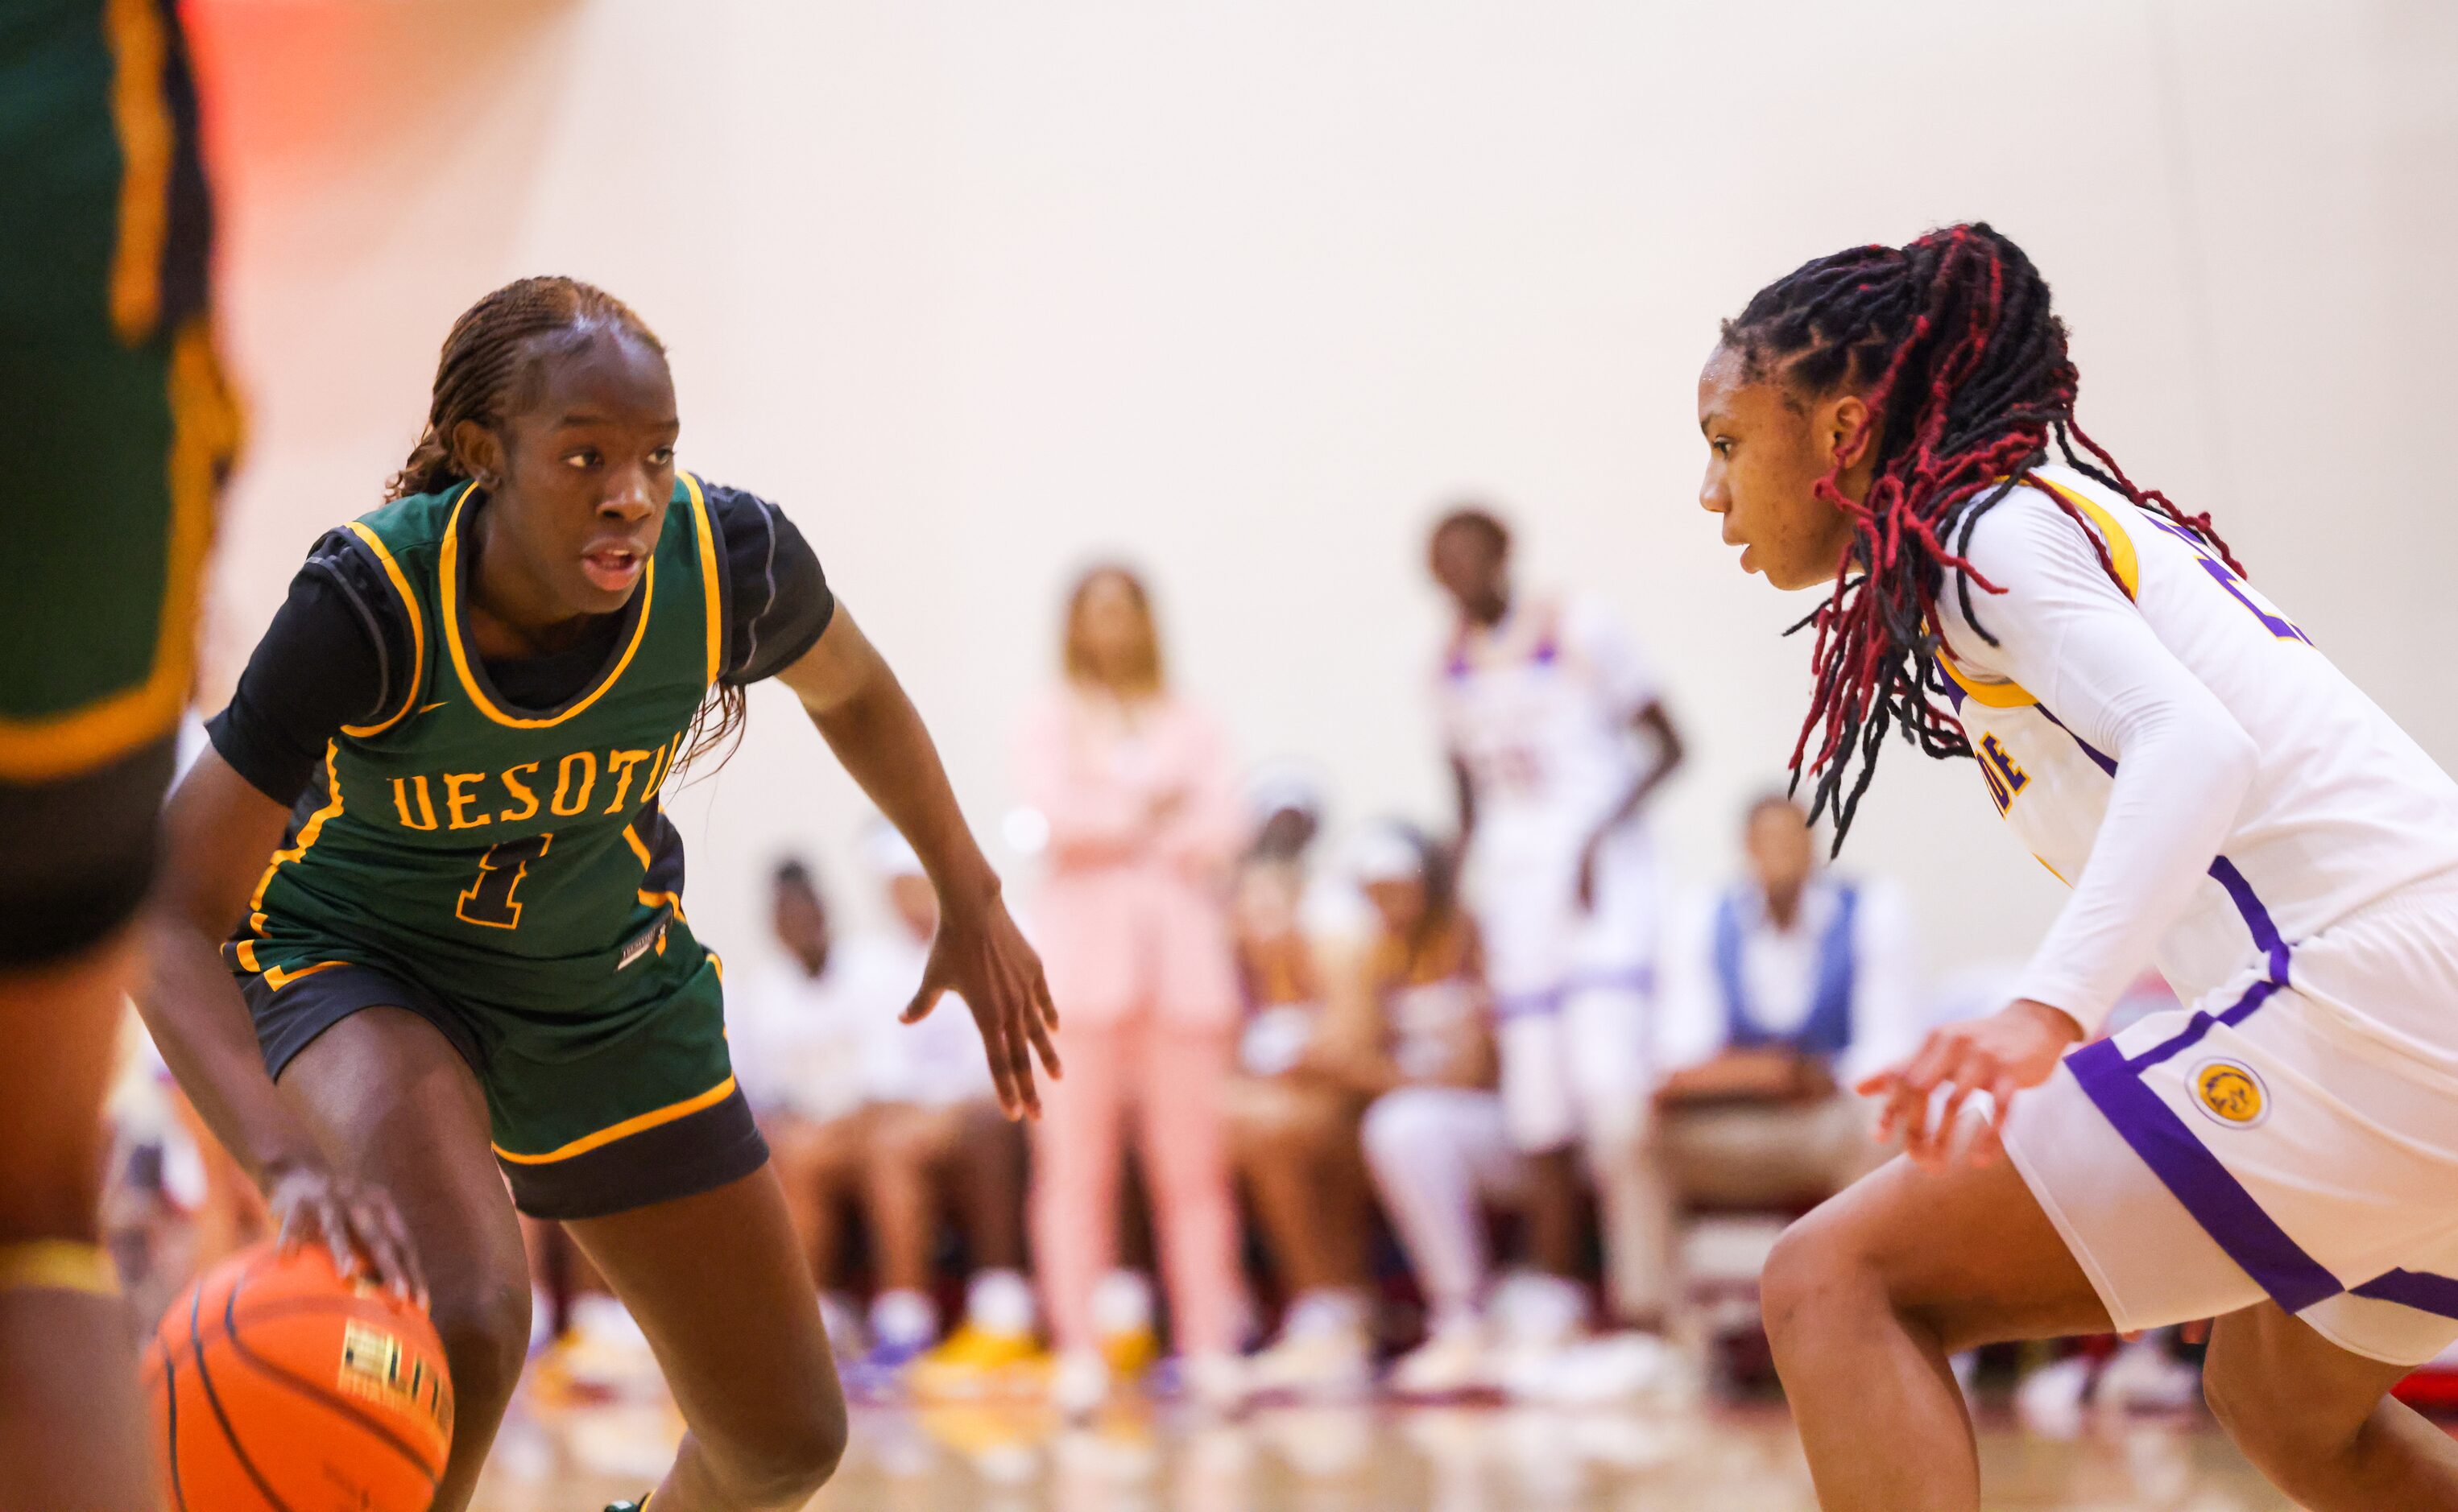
[235,473,728,1028]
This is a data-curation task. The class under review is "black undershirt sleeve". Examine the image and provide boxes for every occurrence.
[205,532,401,806]
[703,482,836,687]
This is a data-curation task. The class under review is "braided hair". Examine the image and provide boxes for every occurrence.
[1720,222,2240,849]
[390,276,743,771]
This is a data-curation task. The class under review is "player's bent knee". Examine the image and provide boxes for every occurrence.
[705,1388,848,1506]
[1758,1208,1876,1350]
[424,1274,532,1411]
[1360,1089,1434,1167]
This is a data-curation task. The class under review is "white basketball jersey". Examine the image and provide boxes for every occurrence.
[1939,465,2458,1013]
[1437,593,1657,855]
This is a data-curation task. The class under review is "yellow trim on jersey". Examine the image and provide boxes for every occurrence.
[2034,854,2071,886]
[265,960,350,991]
[0,1241,119,1298]
[102,0,170,345]
[1935,474,2146,713]
[1939,655,2037,709]
[622,823,654,870]
[440,487,656,729]
[682,472,723,687]
[0,320,236,782]
[490,1076,737,1165]
[234,939,261,973]
[248,742,344,915]
[2027,476,2140,600]
[636,889,689,923]
[339,523,428,737]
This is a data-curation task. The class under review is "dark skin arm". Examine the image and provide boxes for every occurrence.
[1577,698,1684,909]
[139,750,426,1299]
[776,603,1061,1118]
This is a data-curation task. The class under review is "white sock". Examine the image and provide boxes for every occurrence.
[1282,1287,1363,1339]
[870,1287,941,1351]
[1090,1269,1154,1338]
[965,1268,1036,1336]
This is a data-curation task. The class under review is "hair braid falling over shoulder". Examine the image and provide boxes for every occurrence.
[388,276,743,774]
[1719,222,2242,851]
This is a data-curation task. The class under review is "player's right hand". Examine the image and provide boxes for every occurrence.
[264,1157,428,1308]
[1855,998,2082,1167]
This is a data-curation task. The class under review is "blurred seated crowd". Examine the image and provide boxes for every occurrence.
[93,504,2219,1423]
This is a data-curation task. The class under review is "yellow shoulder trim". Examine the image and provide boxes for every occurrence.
[2026,476,2140,600]
[1938,652,2038,709]
[682,472,723,687]
[491,1075,737,1165]
[441,486,656,729]
[339,522,427,737]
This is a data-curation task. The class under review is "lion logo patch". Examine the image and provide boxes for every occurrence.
[2191,1059,2269,1129]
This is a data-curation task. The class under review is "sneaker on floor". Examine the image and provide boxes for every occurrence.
[1504,1330,1696,1407]
[1181,1351,1249,1415]
[1099,1323,1161,1384]
[1389,1323,1492,1400]
[1245,1320,1372,1400]
[2015,1353,2095,1439]
[2093,1336,2202,1414]
[908,1322,1047,1401]
[1052,1348,1112,1419]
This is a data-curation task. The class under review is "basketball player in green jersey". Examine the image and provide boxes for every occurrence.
[137,277,1061,1512]
[3,2,241,1507]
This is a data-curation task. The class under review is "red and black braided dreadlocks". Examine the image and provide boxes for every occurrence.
[1721,222,2240,849]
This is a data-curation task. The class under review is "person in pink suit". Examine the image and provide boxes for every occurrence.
[1019,564,1248,1415]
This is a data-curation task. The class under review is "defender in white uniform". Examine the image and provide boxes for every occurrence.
[1940,465,2458,1363]
[1702,222,2458,1511]
[1427,506,1685,1323]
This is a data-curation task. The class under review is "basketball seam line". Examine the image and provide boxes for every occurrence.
[159,1345,190,1512]
[188,1272,300,1512]
[219,1268,447,1484]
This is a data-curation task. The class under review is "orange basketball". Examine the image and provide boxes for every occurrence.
[142,1241,454,1512]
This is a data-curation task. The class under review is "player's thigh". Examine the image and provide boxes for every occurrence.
[2204,1301,2416,1456]
[1766,1149,2113,1353]
[278,1006,529,1346]
[566,1164,842,1469]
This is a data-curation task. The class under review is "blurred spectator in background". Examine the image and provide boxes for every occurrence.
[850,824,1038,1389]
[1018,564,1247,1414]
[730,860,875,1356]
[1648,794,1918,1250]
[1339,820,1549,1398]
[1427,504,1684,1330]
[1224,765,1375,1398]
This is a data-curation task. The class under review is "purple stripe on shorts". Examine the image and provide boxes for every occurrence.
[2067,1036,2344,1315]
[2206,855,2293,986]
[2351,1269,2458,1321]
[2125,977,2284,1073]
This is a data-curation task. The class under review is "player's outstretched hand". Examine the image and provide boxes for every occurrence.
[904,890,1063,1121]
[265,1157,428,1308]
[1855,999,2082,1167]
